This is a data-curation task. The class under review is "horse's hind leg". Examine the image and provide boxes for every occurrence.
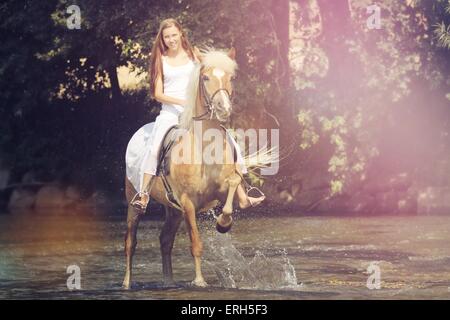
[123,204,141,289]
[160,206,183,286]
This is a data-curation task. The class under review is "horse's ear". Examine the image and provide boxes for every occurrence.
[228,47,236,60]
[193,46,203,63]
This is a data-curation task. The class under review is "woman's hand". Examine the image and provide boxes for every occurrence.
[154,94,186,108]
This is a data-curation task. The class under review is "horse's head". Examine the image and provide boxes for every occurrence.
[197,48,237,122]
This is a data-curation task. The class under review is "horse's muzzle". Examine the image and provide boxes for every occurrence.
[216,110,231,123]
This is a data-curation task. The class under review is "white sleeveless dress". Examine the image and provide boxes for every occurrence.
[125,56,246,192]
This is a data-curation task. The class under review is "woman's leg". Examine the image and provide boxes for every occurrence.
[131,111,179,211]
[130,173,155,210]
[224,130,266,208]
[131,137,159,211]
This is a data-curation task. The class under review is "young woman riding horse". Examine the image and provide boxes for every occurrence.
[130,18,265,211]
[123,18,271,289]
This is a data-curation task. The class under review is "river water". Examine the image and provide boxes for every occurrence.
[1,211,450,299]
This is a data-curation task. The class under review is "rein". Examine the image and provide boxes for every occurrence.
[188,71,266,201]
[192,76,232,121]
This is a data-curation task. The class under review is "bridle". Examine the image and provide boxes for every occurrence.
[192,73,233,121]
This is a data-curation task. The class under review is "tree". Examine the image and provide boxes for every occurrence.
[289,0,450,208]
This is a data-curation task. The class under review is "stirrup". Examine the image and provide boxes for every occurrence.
[165,191,183,211]
[246,186,265,199]
[130,191,149,212]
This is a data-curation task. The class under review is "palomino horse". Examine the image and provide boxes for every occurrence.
[123,48,271,289]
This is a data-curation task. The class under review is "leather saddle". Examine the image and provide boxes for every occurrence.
[156,125,181,177]
[154,125,243,210]
[157,124,242,176]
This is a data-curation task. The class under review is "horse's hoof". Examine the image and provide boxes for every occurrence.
[191,278,208,288]
[216,221,233,233]
[163,279,176,288]
[122,282,131,290]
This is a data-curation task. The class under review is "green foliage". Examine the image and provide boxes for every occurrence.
[1,0,286,192]
[291,0,450,196]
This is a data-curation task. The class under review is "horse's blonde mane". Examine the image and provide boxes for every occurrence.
[201,47,238,77]
[179,62,200,130]
[179,47,238,130]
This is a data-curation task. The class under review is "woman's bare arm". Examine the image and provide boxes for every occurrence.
[153,74,186,107]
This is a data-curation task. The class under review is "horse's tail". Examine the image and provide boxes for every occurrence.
[242,145,279,176]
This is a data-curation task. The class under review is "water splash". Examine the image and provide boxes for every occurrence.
[202,229,300,290]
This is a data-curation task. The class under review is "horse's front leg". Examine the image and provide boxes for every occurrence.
[123,204,141,289]
[216,173,241,233]
[160,206,183,286]
[181,196,207,287]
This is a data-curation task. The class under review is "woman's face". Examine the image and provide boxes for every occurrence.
[162,25,182,51]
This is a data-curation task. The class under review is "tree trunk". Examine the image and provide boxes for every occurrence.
[269,0,297,131]
[108,64,122,104]
[270,0,290,90]
[316,0,358,99]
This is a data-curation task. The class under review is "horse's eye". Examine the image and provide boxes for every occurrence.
[202,75,209,81]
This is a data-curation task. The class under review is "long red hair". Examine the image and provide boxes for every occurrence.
[149,18,196,98]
